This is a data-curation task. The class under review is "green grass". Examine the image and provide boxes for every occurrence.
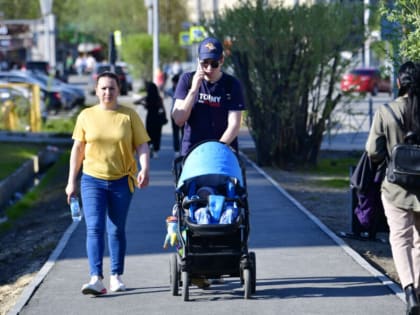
[302,156,360,189]
[0,104,80,180]
[0,151,70,232]
[0,113,76,231]
[42,117,76,133]
[309,157,358,176]
[0,143,47,180]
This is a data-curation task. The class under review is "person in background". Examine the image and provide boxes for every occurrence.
[65,52,74,76]
[65,71,150,296]
[85,53,96,74]
[74,53,86,76]
[155,68,166,93]
[366,61,420,315]
[172,37,246,156]
[170,58,183,77]
[135,81,167,158]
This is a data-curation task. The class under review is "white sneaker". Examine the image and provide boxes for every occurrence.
[81,276,107,296]
[110,274,126,292]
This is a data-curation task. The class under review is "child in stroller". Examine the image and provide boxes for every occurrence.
[166,140,256,301]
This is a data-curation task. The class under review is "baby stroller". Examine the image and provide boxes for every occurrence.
[169,140,256,301]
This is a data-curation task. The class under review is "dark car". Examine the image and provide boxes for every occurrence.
[340,68,392,96]
[22,61,50,75]
[88,63,129,96]
[117,62,133,91]
[0,71,63,113]
[30,71,85,109]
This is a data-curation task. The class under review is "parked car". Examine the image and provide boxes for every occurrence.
[0,71,63,113]
[0,80,47,127]
[340,68,392,96]
[22,61,50,74]
[30,71,85,109]
[117,62,133,92]
[88,63,129,96]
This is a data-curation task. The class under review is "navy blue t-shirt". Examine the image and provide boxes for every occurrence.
[174,72,246,155]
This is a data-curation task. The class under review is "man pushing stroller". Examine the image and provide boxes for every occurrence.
[171,36,246,155]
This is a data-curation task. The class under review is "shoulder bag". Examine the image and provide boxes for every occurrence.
[158,106,168,126]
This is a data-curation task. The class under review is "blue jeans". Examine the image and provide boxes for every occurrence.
[81,173,133,278]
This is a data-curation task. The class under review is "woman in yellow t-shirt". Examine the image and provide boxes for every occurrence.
[65,71,150,296]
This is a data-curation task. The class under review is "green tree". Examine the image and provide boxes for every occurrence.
[1,0,189,74]
[208,0,364,167]
[54,0,188,51]
[0,0,40,19]
[55,0,189,76]
[120,33,182,81]
[379,0,420,63]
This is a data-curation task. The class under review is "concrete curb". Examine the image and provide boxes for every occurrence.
[7,220,80,315]
[0,131,73,145]
[0,146,61,216]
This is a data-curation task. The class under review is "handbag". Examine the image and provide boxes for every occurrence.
[383,103,420,189]
[387,143,420,188]
[351,151,386,192]
[158,107,168,125]
[351,151,386,229]
[350,151,374,193]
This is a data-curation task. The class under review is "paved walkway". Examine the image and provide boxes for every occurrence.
[7,126,406,314]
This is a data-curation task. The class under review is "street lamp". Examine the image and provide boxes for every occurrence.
[39,0,55,70]
[363,0,370,67]
[144,0,153,35]
[144,0,159,84]
[152,0,159,84]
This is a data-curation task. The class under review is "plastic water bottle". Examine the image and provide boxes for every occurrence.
[70,196,82,221]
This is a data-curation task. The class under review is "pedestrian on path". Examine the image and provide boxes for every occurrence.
[74,53,86,76]
[366,61,420,315]
[172,37,246,156]
[65,71,150,296]
[134,81,167,158]
[171,37,246,289]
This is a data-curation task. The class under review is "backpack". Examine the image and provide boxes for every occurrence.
[187,71,233,101]
[383,103,420,189]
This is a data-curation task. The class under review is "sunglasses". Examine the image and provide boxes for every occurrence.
[200,59,220,69]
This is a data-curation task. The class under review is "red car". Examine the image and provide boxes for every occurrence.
[340,68,392,96]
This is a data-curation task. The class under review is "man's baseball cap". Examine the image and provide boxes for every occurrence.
[198,37,223,60]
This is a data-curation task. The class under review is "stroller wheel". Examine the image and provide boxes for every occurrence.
[243,268,251,299]
[250,251,256,294]
[182,271,189,301]
[169,254,179,296]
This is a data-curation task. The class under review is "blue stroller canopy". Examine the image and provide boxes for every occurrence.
[177,141,244,189]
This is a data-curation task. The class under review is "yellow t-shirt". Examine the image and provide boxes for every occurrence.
[72,105,150,183]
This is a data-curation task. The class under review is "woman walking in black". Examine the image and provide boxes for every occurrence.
[136,81,167,158]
